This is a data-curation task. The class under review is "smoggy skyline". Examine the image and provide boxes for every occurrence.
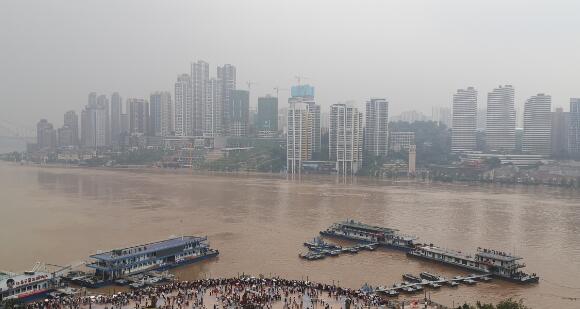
[2,0,580,128]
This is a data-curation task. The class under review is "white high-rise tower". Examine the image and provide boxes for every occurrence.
[523,94,552,155]
[451,87,477,152]
[486,85,516,152]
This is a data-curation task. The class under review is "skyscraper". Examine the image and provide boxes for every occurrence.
[110,92,122,144]
[522,94,551,156]
[204,78,223,137]
[127,98,149,135]
[81,96,108,149]
[229,90,250,137]
[174,74,193,136]
[365,98,389,157]
[191,60,209,136]
[217,64,236,135]
[36,119,56,149]
[96,94,110,146]
[57,125,75,148]
[551,107,569,158]
[486,85,516,153]
[63,110,79,146]
[257,95,279,136]
[451,87,477,153]
[568,98,580,157]
[329,104,363,175]
[287,101,312,174]
[289,84,320,154]
[150,91,172,137]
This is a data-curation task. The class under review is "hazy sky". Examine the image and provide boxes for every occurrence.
[1,0,580,129]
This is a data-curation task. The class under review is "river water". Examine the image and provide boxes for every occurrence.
[1,162,579,308]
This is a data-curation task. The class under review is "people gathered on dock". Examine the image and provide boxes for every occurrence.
[22,277,399,309]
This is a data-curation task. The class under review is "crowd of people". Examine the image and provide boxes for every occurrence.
[21,277,398,309]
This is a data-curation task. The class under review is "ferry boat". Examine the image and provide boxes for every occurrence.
[407,245,539,283]
[320,220,417,251]
[87,236,218,283]
[0,271,55,302]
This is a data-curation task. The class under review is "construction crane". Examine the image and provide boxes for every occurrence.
[273,87,289,98]
[294,75,309,85]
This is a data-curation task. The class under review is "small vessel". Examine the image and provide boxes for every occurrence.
[420,272,443,281]
[447,281,460,287]
[385,289,399,297]
[412,284,424,292]
[304,237,341,250]
[299,252,325,260]
[343,247,359,254]
[428,282,442,289]
[463,278,477,285]
[401,286,416,293]
[402,274,422,283]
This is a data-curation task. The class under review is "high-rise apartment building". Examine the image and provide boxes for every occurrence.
[257,95,278,136]
[329,104,363,175]
[287,101,312,173]
[150,91,172,137]
[81,96,108,148]
[451,87,477,153]
[486,85,516,153]
[174,74,193,136]
[127,99,149,135]
[551,107,569,158]
[63,110,79,146]
[204,78,223,137]
[191,60,209,136]
[522,94,551,156]
[110,92,122,144]
[229,90,250,137]
[289,85,320,154]
[217,64,236,135]
[36,119,56,149]
[57,125,75,148]
[96,95,110,146]
[568,98,580,156]
[365,98,389,157]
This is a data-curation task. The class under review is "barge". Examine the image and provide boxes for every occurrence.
[320,220,417,251]
[408,245,539,283]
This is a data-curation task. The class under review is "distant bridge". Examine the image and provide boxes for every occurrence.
[0,119,35,138]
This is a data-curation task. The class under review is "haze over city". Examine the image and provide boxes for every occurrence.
[2,0,580,127]
[2,2,580,309]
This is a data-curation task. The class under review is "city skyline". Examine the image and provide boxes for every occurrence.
[2,1,580,127]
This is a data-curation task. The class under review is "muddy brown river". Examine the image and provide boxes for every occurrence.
[1,163,579,308]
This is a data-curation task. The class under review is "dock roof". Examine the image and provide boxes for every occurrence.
[89,236,206,262]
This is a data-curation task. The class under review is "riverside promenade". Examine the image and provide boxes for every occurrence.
[20,277,447,309]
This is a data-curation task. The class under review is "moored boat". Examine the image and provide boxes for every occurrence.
[320,220,417,251]
[407,244,539,283]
